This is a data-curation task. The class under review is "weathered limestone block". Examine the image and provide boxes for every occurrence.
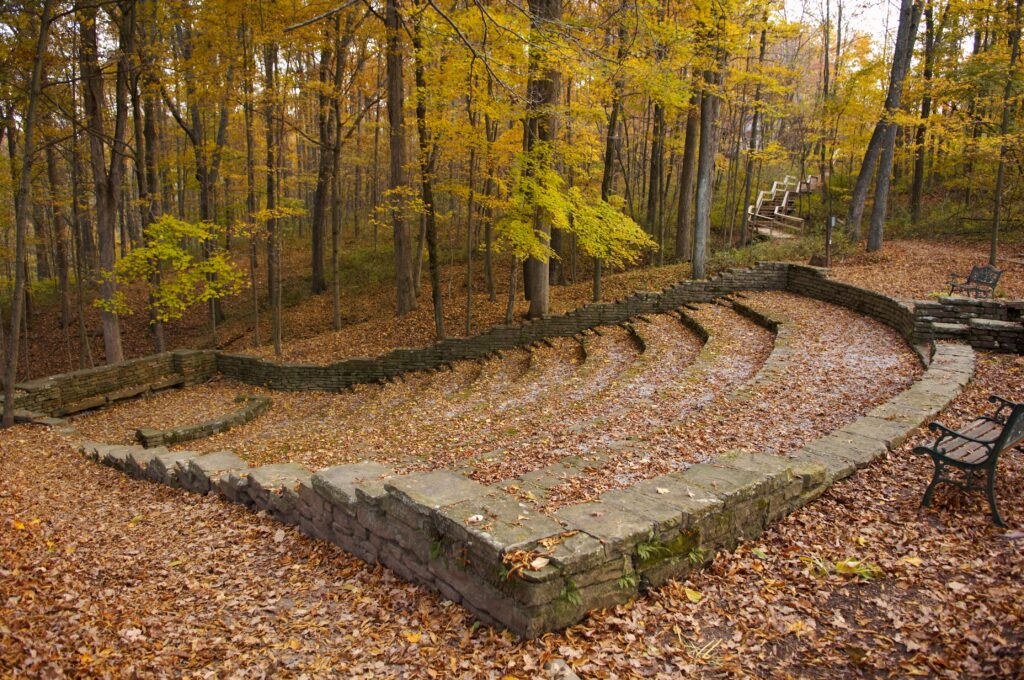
[78,441,104,462]
[180,451,247,494]
[712,450,824,519]
[841,415,915,450]
[680,463,789,548]
[146,450,199,487]
[435,490,561,570]
[125,446,166,479]
[312,462,394,513]
[804,430,888,469]
[98,444,134,471]
[243,463,313,523]
[383,471,489,536]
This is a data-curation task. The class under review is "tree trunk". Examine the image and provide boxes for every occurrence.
[411,2,445,340]
[264,43,282,356]
[693,68,722,280]
[910,2,937,224]
[991,0,1022,265]
[523,0,562,319]
[846,0,922,241]
[5,0,52,426]
[739,23,767,247]
[386,0,416,315]
[79,1,131,365]
[44,143,71,329]
[675,90,699,261]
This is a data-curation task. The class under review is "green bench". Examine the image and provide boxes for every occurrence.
[913,395,1024,526]
[947,264,1003,298]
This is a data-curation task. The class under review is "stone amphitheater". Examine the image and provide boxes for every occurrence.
[12,263,1016,637]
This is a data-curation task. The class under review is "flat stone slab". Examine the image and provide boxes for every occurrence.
[679,463,781,506]
[246,463,312,493]
[841,415,916,449]
[98,445,134,471]
[312,462,394,509]
[188,450,247,478]
[181,451,248,493]
[969,318,1021,331]
[125,446,165,478]
[808,429,889,468]
[932,322,969,335]
[627,473,723,514]
[555,502,652,557]
[385,470,489,511]
[436,490,562,554]
[787,446,857,484]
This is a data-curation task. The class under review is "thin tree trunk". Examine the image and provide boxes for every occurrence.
[739,22,767,247]
[523,0,562,319]
[693,65,723,280]
[79,1,131,364]
[675,89,699,262]
[264,42,282,356]
[4,0,52,426]
[386,0,415,315]
[847,0,922,241]
[991,0,1022,265]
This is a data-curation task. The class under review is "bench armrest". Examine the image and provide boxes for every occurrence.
[989,395,1020,422]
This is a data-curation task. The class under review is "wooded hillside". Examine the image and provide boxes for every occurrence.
[0,0,1021,421]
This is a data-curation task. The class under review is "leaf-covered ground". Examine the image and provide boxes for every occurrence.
[539,291,922,509]
[2,353,1022,677]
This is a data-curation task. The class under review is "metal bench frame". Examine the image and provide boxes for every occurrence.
[947,264,1004,298]
[913,395,1024,526]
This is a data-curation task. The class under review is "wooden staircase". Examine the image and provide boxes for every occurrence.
[747,174,820,240]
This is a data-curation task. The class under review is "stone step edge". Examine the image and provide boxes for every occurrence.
[135,394,273,448]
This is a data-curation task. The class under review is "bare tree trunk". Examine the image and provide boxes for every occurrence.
[310,41,335,295]
[910,2,938,224]
[739,22,767,247]
[675,89,699,262]
[847,0,922,242]
[386,0,415,315]
[242,23,260,348]
[4,0,52,426]
[991,0,1022,265]
[264,42,282,356]
[79,1,131,365]
[523,0,562,319]
[693,66,722,280]
[44,143,71,329]
[411,1,445,339]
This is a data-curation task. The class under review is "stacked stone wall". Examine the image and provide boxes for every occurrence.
[913,297,1024,352]
[12,262,1016,419]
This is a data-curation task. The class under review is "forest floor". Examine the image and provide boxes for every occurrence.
[2,353,1021,677]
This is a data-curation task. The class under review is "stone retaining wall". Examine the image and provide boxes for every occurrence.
[913,297,1024,352]
[10,349,217,418]
[70,343,975,638]
[135,395,273,448]
[11,262,1012,417]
